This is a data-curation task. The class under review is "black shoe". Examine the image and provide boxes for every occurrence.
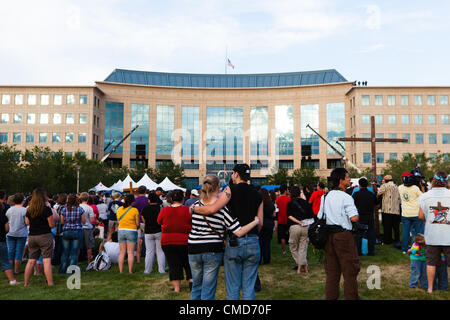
[292,265,298,270]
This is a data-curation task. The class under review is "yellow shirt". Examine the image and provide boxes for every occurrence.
[117,206,139,230]
[398,184,422,218]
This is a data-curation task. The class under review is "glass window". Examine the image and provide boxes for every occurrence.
[40,94,49,105]
[414,114,423,124]
[104,102,124,154]
[415,133,423,144]
[362,114,370,124]
[428,114,436,125]
[39,133,48,143]
[156,105,176,155]
[80,95,88,105]
[274,105,293,155]
[389,133,397,144]
[65,132,74,143]
[362,133,370,144]
[206,106,244,157]
[66,94,75,104]
[78,132,87,143]
[66,114,75,124]
[26,133,34,143]
[401,114,410,125]
[388,95,396,106]
[390,153,397,160]
[15,94,23,105]
[427,95,436,106]
[375,114,383,124]
[376,153,384,163]
[79,113,87,124]
[14,113,22,124]
[28,94,37,105]
[13,132,21,143]
[0,133,7,143]
[131,104,150,155]
[363,153,371,163]
[414,95,422,106]
[429,133,437,144]
[402,133,410,144]
[65,152,73,157]
[302,104,320,155]
[250,107,268,156]
[26,113,35,124]
[53,113,62,124]
[40,113,49,124]
[388,115,396,125]
[443,134,450,144]
[376,133,384,144]
[1,114,9,124]
[374,95,383,106]
[2,94,10,105]
[401,95,409,106]
[442,114,449,125]
[52,133,61,143]
[54,94,62,105]
[327,103,346,156]
[440,95,449,105]
[361,95,370,106]
[429,153,437,160]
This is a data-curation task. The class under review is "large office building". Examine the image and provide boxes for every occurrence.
[1,68,449,188]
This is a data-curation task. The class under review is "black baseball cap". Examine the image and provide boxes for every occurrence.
[233,163,251,181]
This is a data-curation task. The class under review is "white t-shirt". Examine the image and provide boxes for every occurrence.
[97,203,108,220]
[80,204,95,229]
[418,187,450,246]
[317,190,359,231]
[104,242,120,264]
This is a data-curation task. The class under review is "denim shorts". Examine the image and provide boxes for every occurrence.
[118,229,138,244]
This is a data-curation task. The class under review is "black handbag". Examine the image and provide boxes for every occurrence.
[308,193,329,250]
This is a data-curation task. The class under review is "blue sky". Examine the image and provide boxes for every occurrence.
[1,0,449,86]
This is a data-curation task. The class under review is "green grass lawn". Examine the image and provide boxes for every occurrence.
[1,233,449,300]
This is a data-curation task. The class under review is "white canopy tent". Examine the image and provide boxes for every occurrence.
[136,173,159,191]
[109,179,122,190]
[116,175,137,192]
[89,182,111,192]
[157,177,186,192]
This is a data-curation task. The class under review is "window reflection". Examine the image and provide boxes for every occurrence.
[206,107,243,156]
[131,104,149,155]
[275,105,293,155]
[326,103,345,154]
[181,106,199,156]
[250,107,268,156]
[156,105,174,155]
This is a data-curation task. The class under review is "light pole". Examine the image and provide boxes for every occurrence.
[75,165,81,194]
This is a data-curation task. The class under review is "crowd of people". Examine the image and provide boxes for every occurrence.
[1,164,450,299]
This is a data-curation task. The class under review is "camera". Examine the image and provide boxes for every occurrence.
[227,231,239,247]
[352,222,369,234]
[404,166,425,188]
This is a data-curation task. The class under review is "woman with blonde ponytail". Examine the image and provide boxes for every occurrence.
[187,175,260,300]
[24,188,55,286]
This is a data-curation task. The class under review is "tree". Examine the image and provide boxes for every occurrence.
[290,166,320,187]
[265,167,291,186]
[382,152,432,185]
[0,144,22,193]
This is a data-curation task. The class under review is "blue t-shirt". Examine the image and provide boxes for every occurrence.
[352,187,374,196]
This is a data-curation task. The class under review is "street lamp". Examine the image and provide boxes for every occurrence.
[75,165,81,194]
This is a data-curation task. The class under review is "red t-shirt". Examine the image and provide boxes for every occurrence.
[309,190,325,215]
[275,195,291,225]
[157,205,192,246]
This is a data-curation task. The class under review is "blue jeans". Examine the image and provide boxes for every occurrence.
[434,263,449,291]
[409,259,427,288]
[0,242,12,271]
[224,234,260,300]
[59,230,83,273]
[6,236,27,261]
[401,217,425,252]
[189,252,223,300]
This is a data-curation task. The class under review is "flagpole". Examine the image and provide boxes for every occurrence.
[225,46,228,75]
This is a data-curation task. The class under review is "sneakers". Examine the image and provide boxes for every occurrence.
[9,280,18,286]
[402,251,407,254]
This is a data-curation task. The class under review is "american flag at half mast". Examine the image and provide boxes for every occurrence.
[227,58,234,69]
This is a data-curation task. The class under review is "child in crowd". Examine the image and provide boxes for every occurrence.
[408,233,427,289]
[433,253,448,291]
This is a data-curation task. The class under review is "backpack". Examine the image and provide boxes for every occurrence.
[308,193,328,250]
[86,251,111,271]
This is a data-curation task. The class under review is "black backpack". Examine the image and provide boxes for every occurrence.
[308,193,328,250]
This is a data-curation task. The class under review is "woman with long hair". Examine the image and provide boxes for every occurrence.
[188,175,260,300]
[59,194,86,273]
[24,188,55,286]
[117,194,140,273]
[259,188,276,265]
[157,189,192,293]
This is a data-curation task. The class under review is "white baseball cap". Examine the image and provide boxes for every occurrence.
[191,189,199,196]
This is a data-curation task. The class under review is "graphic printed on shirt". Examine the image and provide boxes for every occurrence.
[431,202,450,225]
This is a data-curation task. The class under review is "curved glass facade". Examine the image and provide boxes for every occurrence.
[181,106,200,156]
[104,102,124,154]
[300,104,319,155]
[275,105,293,155]
[130,104,150,155]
